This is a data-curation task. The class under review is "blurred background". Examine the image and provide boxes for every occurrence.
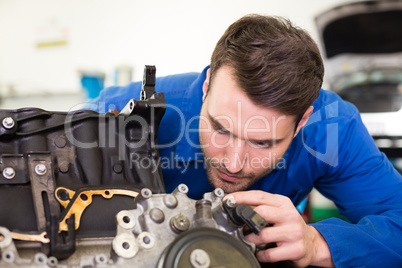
[0,0,348,110]
[0,0,401,222]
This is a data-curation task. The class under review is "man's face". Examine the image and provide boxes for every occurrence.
[199,65,301,194]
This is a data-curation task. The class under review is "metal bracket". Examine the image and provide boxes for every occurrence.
[56,186,138,231]
[28,153,60,233]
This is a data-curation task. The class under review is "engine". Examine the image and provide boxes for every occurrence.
[0,66,288,268]
[0,183,266,267]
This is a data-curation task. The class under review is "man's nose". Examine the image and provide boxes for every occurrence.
[223,138,247,174]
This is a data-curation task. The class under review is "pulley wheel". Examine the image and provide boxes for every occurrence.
[157,227,260,268]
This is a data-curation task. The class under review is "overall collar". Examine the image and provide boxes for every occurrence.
[174,66,209,161]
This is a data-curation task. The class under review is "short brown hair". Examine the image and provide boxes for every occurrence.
[210,14,324,116]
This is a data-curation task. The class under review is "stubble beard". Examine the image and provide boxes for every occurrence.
[202,151,273,194]
[205,162,256,194]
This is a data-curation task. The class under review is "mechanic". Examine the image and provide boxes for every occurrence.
[86,14,402,267]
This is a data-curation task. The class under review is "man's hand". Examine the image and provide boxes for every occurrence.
[225,191,335,268]
[109,109,120,114]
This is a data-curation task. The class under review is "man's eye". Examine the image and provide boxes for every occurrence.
[211,121,229,134]
[216,128,229,134]
[252,141,271,148]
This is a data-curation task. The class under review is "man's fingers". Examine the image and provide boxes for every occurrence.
[256,243,305,263]
[256,246,286,263]
[254,205,304,225]
[252,205,287,225]
[225,191,292,208]
[246,225,291,245]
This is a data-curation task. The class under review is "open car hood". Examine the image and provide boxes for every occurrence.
[315,0,402,113]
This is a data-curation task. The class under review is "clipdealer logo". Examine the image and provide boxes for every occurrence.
[63,100,339,169]
[302,101,339,167]
[63,101,177,161]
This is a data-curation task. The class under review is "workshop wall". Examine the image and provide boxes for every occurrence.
[0,0,344,99]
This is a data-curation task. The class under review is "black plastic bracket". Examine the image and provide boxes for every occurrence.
[223,200,271,235]
[140,65,156,100]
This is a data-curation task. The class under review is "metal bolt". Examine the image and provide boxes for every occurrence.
[190,249,210,268]
[170,214,190,232]
[113,163,123,173]
[34,253,47,264]
[141,188,152,198]
[214,188,224,198]
[94,254,108,265]
[225,196,237,208]
[54,136,67,148]
[2,250,15,263]
[35,164,47,175]
[178,184,188,194]
[138,232,154,249]
[2,117,15,129]
[2,167,15,179]
[47,256,58,267]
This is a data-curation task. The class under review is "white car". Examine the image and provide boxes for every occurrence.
[315,0,402,168]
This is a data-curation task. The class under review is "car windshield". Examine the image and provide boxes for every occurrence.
[332,69,402,113]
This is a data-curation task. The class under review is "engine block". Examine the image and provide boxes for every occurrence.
[0,184,262,267]
[0,66,288,268]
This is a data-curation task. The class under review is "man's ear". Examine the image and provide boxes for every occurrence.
[202,68,211,102]
[294,106,314,137]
